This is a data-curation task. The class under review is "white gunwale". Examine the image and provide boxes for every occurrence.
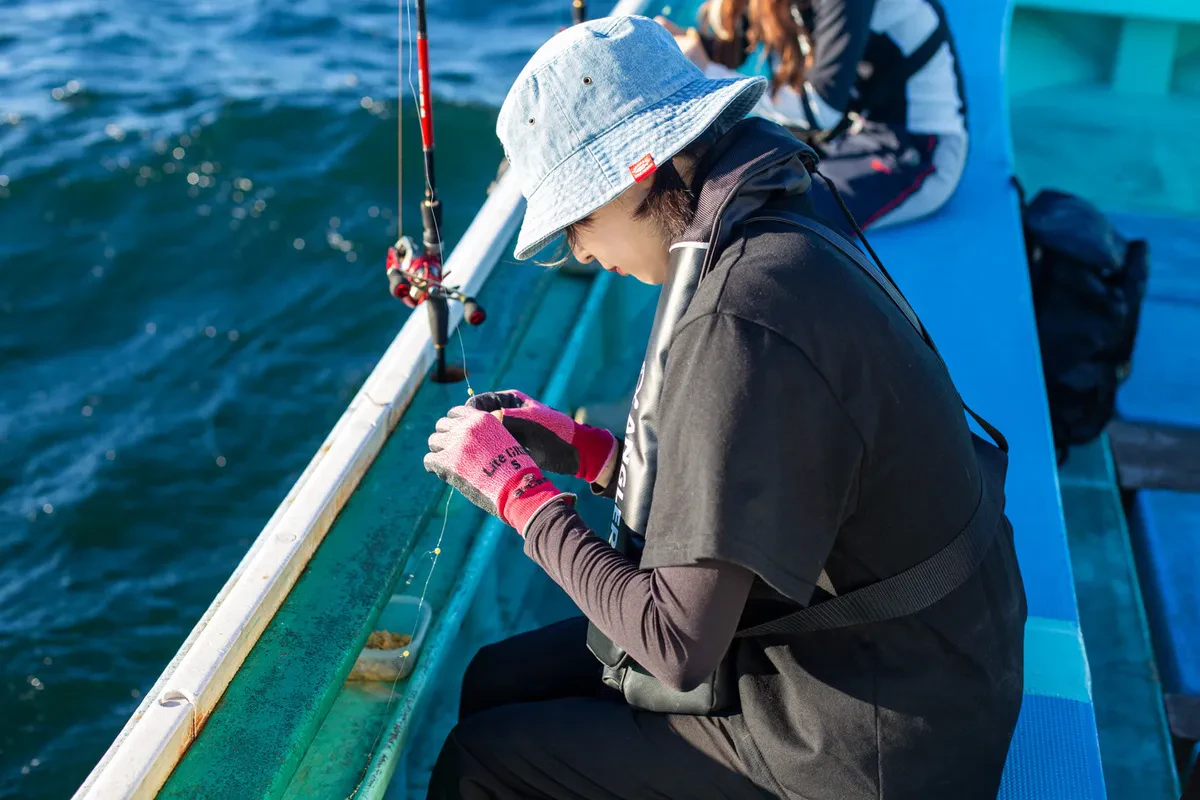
[74,174,524,800]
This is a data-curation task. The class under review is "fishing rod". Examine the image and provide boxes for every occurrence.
[386,0,485,383]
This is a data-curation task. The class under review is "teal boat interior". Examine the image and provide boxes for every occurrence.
[1008,1,1200,797]
[78,0,1200,797]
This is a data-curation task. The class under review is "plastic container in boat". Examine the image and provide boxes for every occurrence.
[347,595,433,682]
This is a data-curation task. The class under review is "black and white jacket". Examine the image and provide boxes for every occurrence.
[700,0,967,137]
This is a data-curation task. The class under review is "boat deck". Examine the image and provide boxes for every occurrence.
[155,255,609,798]
[1057,437,1178,798]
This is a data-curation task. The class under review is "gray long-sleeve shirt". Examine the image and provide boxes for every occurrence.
[524,499,754,691]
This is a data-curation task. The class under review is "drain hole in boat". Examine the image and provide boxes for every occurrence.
[431,365,467,384]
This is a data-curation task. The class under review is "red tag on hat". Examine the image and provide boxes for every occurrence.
[629,154,657,182]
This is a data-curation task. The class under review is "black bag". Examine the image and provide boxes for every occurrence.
[1015,183,1149,463]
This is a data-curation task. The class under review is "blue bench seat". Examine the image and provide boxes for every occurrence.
[1129,490,1200,700]
[868,0,1106,795]
[1112,211,1200,430]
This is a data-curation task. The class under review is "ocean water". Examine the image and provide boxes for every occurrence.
[0,1,616,796]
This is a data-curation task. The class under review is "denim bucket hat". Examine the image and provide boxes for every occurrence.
[498,15,766,261]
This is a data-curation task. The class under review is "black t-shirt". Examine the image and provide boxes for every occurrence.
[640,210,1027,798]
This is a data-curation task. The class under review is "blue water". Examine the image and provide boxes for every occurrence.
[0,1,618,796]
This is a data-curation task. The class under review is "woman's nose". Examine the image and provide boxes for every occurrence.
[571,243,595,264]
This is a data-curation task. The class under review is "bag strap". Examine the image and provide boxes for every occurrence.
[735,439,1004,636]
[730,210,1011,636]
[750,211,1008,453]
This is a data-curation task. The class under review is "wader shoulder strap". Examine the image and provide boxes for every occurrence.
[730,209,1012,636]
[736,435,1006,636]
[750,210,1008,453]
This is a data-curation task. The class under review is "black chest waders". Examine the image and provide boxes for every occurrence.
[587,118,1011,716]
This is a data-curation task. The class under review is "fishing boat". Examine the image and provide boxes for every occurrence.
[75,0,1200,796]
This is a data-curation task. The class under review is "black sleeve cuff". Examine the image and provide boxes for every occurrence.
[589,439,622,500]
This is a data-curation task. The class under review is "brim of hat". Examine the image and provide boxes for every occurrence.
[512,73,767,261]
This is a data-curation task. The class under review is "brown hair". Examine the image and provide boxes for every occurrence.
[708,0,811,93]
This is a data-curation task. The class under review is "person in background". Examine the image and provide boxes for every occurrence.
[659,0,968,231]
[421,15,1025,800]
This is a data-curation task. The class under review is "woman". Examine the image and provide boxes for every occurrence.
[660,0,968,231]
[423,15,1025,799]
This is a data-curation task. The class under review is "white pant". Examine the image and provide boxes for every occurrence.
[871,132,968,230]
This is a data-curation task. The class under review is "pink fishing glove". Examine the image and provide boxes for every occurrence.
[465,390,618,483]
[424,405,574,536]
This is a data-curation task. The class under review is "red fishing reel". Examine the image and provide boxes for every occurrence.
[385,238,439,308]
[385,236,486,324]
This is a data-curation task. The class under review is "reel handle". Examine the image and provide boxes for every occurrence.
[387,267,412,301]
[462,298,486,326]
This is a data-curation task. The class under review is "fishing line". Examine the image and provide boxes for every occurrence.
[347,418,470,799]
[406,21,445,268]
[399,4,446,308]
[457,327,474,396]
[343,1,466,795]
[397,0,421,235]
[345,458,464,798]
[350,14,470,777]
[402,0,431,243]
[416,489,453,607]
[353,0,560,784]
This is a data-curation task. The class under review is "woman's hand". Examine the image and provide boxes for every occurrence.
[424,405,572,535]
[466,390,617,484]
[655,16,710,70]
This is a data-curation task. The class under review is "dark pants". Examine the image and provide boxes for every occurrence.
[427,617,770,800]
[808,121,954,237]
